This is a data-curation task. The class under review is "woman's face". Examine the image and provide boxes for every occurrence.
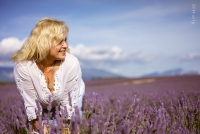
[48,34,68,61]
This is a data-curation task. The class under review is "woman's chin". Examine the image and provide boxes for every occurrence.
[59,56,66,61]
[58,57,65,60]
[53,56,65,61]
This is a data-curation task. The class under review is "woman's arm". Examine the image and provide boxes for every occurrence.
[60,59,83,119]
[14,62,39,130]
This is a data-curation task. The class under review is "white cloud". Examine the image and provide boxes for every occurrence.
[70,44,156,68]
[180,53,200,62]
[0,37,25,56]
[71,44,128,61]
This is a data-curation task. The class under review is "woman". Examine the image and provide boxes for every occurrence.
[11,18,85,132]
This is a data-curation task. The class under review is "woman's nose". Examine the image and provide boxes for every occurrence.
[63,41,68,48]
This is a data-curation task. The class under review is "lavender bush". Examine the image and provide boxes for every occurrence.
[0,75,200,133]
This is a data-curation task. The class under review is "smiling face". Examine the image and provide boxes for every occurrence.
[47,34,68,61]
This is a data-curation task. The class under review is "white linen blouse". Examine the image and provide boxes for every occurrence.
[13,53,85,121]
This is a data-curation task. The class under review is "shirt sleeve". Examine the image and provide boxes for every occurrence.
[14,62,38,121]
[60,59,83,119]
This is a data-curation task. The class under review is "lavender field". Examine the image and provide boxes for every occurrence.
[0,75,200,133]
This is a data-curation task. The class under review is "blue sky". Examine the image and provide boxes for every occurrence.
[0,0,200,77]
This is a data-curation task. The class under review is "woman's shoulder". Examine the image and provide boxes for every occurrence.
[15,60,34,67]
[14,61,36,72]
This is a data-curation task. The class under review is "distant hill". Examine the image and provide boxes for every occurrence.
[82,68,121,80]
[142,68,199,77]
[0,67,121,82]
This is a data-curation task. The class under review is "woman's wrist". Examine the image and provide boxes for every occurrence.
[32,119,39,131]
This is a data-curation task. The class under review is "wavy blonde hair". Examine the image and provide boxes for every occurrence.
[11,18,69,62]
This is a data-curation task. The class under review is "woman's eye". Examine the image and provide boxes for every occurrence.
[59,38,67,44]
[59,40,63,44]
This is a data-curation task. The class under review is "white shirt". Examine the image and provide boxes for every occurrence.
[13,53,85,121]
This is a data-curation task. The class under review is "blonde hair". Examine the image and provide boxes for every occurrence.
[11,17,69,62]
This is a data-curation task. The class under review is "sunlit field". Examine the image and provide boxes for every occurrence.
[0,75,200,134]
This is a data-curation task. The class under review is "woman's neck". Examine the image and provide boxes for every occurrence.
[39,59,56,68]
[36,58,58,73]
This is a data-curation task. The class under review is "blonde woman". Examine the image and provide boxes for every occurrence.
[11,18,85,133]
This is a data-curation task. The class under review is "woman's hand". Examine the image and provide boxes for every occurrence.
[32,119,49,134]
[62,127,70,134]
[43,124,49,134]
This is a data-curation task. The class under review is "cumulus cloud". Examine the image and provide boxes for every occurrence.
[0,37,25,66]
[180,53,200,62]
[0,37,25,54]
[0,37,25,58]
[70,44,155,68]
[71,44,128,61]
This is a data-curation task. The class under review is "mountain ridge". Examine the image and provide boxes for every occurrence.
[0,67,199,82]
[142,68,199,77]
